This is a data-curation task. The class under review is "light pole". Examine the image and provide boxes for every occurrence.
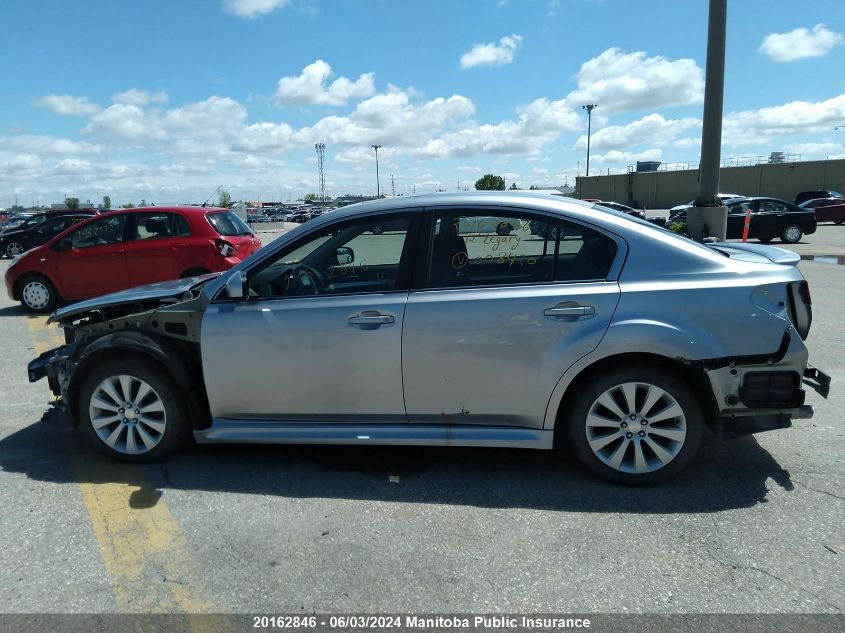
[371,144,382,197]
[688,0,728,241]
[582,104,597,177]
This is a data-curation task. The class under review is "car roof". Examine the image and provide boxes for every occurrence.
[99,205,230,215]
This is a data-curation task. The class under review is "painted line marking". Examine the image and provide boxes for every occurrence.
[25,316,217,623]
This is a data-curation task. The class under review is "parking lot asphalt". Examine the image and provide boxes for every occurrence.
[0,225,843,615]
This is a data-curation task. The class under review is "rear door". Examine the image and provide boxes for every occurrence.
[401,207,623,430]
[124,212,192,285]
[54,214,131,300]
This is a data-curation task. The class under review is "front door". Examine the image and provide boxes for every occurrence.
[55,214,131,300]
[201,213,418,422]
[402,209,622,429]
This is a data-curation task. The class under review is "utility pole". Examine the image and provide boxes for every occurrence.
[390,173,395,197]
[582,104,597,177]
[371,144,382,197]
[315,142,326,205]
[688,0,728,241]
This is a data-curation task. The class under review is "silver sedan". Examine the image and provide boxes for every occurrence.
[29,192,830,485]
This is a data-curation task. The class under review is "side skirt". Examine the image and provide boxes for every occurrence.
[194,420,554,449]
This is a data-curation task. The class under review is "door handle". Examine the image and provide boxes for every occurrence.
[544,306,595,317]
[348,314,395,325]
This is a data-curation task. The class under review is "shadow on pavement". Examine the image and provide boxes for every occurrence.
[0,304,28,317]
[0,406,794,514]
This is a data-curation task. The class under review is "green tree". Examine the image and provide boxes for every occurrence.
[64,197,80,210]
[102,195,111,210]
[121,202,135,209]
[303,193,319,201]
[139,199,147,207]
[218,190,232,208]
[509,182,518,190]
[474,174,505,191]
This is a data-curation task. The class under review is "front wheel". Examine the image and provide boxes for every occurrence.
[564,367,703,485]
[5,241,26,258]
[18,274,58,313]
[79,358,191,462]
[781,224,803,244]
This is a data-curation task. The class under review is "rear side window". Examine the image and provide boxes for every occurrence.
[69,215,127,249]
[133,212,192,240]
[207,211,252,236]
[425,210,617,289]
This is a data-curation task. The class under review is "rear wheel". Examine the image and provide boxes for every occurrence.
[79,358,190,463]
[5,241,25,258]
[781,224,803,244]
[564,367,703,485]
[495,222,513,236]
[18,274,58,313]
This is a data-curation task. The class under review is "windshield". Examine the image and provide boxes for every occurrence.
[207,211,253,236]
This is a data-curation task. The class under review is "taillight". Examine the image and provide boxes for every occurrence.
[214,238,234,257]
[798,280,812,305]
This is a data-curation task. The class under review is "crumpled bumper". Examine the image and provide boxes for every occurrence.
[27,343,76,396]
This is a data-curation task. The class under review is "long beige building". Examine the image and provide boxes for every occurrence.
[576,158,845,209]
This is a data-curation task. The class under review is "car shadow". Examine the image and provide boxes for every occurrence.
[0,406,794,514]
[0,304,28,317]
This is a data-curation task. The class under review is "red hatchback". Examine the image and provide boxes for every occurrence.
[5,206,261,312]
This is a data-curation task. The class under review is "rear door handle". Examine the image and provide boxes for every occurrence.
[348,314,395,325]
[544,306,595,317]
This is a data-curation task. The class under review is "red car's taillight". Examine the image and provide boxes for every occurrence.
[214,238,235,257]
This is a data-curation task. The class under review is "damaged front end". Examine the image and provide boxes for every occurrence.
[27,275,215,424]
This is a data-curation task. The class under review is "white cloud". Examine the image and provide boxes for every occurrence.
[723,94,845,146]
[574,113,701,150]
[589,148,663,165]
[32,94,100,116]
[275,60,375,106]
[782,141,845,159]
[112,88,168,106]
[54,158,94,175]
[3,154,41,171]
[223,0,290,18]
[460,34,523,69]
[236,122,295,151]
[565,48,703,113]
[759,24,843,62]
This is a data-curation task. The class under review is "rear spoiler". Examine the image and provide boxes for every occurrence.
[705,241,800,266]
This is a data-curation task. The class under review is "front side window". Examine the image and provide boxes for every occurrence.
[132,212,191,240]
[36,217,69,235]
[425,211,617,289]
[68,215,127,249]
[246,215,411,299]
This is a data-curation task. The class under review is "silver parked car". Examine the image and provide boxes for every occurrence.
[28,192,830,484]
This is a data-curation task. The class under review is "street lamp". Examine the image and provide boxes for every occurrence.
[582,104,598,177]
[371,144,382,197]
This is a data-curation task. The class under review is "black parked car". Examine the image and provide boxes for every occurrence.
[794,190,843,206]
[0,212,96,258]
[669,197,817,244]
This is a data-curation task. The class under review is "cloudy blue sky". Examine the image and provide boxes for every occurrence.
[1,0,844,206]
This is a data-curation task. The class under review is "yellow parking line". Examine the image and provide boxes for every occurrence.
[26,316,216,622]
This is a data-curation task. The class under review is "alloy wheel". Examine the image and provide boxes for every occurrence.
[6,242,25,257]
[88,375,167,455]
[584,382,687,474]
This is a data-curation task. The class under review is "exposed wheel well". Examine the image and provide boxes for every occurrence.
[67,346,210,430]
[553,352,718,443]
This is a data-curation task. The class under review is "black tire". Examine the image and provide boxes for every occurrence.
[758,237,774,243]
[17,273,58,313]
[179,267,211,278]
[563,366,704,485]
[370,225,384,235]
[780,224,803,244]
[78,357,191,463]
[835,220,844,225]
[5,241,26,258]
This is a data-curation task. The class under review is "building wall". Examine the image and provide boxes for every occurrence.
[577,159,845,209]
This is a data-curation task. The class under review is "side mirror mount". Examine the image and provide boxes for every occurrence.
[54,238,73,252]
[225,269,247,300]
[336,246,354,265]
